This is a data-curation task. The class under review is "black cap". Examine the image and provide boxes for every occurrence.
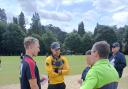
[51,42,60,49]
[112,42,120,48]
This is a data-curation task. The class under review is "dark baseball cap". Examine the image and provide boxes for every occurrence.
[51,42,60,49]
[112,42,120,48]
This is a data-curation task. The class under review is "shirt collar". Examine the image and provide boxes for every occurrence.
[24,54,36,63]
[93,59,109,66]
[52,54,61,59]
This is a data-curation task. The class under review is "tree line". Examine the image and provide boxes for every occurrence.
[0,8,128,55]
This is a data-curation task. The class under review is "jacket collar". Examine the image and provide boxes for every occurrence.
[93,59,109,66]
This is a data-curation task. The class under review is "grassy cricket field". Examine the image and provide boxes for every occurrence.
[0,55,128,86]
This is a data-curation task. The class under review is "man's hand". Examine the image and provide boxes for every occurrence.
[40,75,48,85]
[58,69,62,75]
[78,79,83,85]
[54,69,62,75]
[29,79,39,89]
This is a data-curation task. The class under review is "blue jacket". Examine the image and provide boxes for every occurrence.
[81,66,90,81]
[109,52,126,78]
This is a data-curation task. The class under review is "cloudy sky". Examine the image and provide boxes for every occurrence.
[0,0,128,32]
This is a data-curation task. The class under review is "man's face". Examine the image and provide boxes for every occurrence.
[91,47,97,58]
[86,55,93,66]
[90,47,99,65]
[51,48,60,56]
[31,41,40,56]
[112,47,119,53]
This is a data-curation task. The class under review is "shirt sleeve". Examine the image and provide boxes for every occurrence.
[81,67,90,80]
[80,68,98,89]
[26,63,36,80]
[114,53,126,70]
[61,57,70,75]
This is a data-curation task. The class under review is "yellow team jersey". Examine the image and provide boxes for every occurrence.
[45,55,70,84]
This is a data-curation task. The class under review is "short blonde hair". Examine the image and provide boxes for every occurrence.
[24,36,39,49]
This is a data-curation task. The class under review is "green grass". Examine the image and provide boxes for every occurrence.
[0,55,128,86]
[0,55,85,86]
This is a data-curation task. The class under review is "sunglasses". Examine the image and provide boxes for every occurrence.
[112,46,116,48]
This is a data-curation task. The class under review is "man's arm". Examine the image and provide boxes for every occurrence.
[25,62,39,89]
[80,69,97,89]
[115,54,126,70]
[81,67,90,80]
[61,57,70,75]
[45,57,59,78]
[29,79,39,89]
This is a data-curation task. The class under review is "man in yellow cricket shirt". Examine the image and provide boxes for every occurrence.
[45,42,70,89]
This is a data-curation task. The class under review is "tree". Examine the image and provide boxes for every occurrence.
[19,12,26,32]
[42,31,57,54]
[115,27,125,43]
[94,24,117,45]
[2,23,26,55]
[29,12,42,35]
[124,25,128,54]
[13,17,18,24]
[78,21,85,37]
[113,26,126,52]
[0,21,7,55]
[31,33,46,55]
[80,32,93,53]
[124,26,128,43]
[73,29,77,33]
[41,25,46,33]
[45,24,67,43]
[64,32,81,54]
[0,8,7,23]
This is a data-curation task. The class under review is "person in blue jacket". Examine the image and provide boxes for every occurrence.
[109,42,127,78]
[78,50,91,85]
